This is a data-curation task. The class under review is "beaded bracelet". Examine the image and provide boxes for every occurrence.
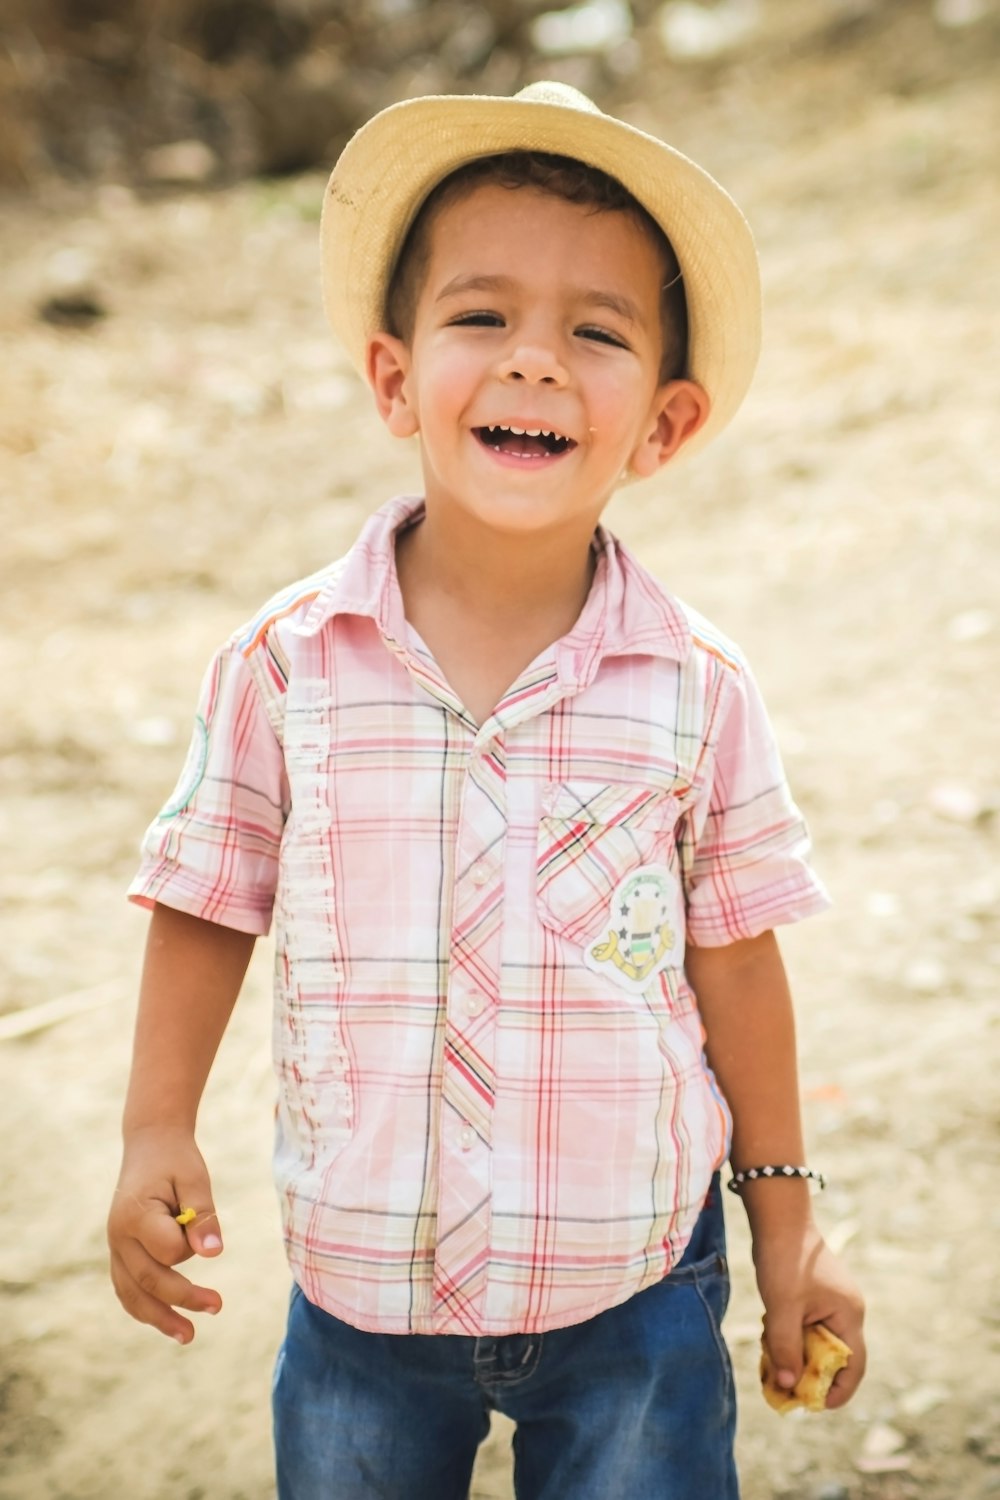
[726,1165,826,1194]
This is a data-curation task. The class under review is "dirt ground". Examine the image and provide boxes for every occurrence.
[2,10,999,1499]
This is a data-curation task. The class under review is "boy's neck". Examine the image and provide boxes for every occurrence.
[393,503,601,725]
[397,503,599,626]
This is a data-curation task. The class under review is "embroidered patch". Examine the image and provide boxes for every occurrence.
[584,864,684,995]
[161,714,209,818]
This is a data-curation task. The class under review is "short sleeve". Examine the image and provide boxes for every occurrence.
[128,641,288,935]
[679,660,830,946]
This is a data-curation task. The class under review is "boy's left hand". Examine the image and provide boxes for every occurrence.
[753,1222,866,1409]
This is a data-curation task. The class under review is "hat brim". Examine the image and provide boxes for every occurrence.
[320,89,760,457]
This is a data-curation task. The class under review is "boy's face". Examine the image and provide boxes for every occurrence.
[368,183,707,540]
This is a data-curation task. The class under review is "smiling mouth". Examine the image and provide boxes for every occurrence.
[475,424,576,459]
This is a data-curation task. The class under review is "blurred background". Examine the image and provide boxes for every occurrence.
[2,0,999,186]
[1,2,998,1497]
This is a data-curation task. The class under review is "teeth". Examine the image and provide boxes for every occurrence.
[487,424,561,439]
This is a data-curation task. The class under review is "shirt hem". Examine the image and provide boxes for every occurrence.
[685,878,831,948]
[127,868,272,937]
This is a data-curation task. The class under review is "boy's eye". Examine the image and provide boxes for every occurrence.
[577,325,629,349]
[449,310,505,327]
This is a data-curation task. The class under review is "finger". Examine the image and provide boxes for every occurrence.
[111,1241,223,1341]
[171,1172,224,1257]
[824,1326,867,1409]
[763,1309,806,1389]
[138,1195,222,1265]
[116,1239,223,1317]
[110,1188,197,1267]
[175,1202,224,1258]
[110,1261,219,1345]
[811,1299,866,1408]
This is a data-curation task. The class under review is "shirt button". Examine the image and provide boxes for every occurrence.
[465,994,484,1018]
[460,1124,476,1151]
[470,861,490,887]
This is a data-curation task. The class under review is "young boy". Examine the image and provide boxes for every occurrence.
[109,82,865,1499]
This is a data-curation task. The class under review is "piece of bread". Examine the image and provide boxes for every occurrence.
[760,1322,851,1413]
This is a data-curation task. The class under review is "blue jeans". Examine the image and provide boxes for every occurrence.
[272,1181,738,1500]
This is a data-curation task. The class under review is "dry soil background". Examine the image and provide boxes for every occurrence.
[1,9,999,1499]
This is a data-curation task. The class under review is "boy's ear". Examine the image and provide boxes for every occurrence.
[629,380,711,478]
[366,333,420,438]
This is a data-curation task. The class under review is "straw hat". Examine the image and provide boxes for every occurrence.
[320,81,761,455]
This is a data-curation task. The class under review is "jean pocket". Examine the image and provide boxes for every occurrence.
[693,1256,733,1397]
[536,780,683,945]
[664,1248,734,1402]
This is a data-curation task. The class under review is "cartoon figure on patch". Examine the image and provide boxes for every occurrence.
[584,865,685,996]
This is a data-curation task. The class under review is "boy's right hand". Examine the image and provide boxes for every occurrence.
[108,1127,224,1344]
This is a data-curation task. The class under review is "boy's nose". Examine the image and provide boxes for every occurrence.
[498,343,568,387]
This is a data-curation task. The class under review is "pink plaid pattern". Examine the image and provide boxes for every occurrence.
[130,497,828,1335]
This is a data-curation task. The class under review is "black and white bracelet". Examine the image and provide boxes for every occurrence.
[726,1164,826,1194]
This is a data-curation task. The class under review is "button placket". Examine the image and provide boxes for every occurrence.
[434,746,507,1327]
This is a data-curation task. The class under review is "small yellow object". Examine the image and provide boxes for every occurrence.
[175,1206,197,1226]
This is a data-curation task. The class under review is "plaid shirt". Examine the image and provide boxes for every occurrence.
[130,496,829,1335]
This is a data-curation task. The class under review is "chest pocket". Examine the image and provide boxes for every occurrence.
[536,780,683,944]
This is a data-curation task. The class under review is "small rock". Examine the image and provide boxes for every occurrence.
[657,0,759,61]
[856,1422,910,1475]
[725,1319,763,1345]
[46,247,97,292]
[130,717,178,748]
[897,1381,948,1419]
[966,1420,1000,1463]
[812,1483,849,1500]
[946,607,994,643]
[532,0,632,55]
[927,780,992,825]
[37,247,107,327]
[935,0,990,26]
[958,876,999,916]
[143,140,219,185]
[902,957,946,994]
[38,291,106,328]
[866,890,900,918]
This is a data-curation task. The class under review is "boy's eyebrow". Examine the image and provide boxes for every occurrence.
[435,274,643,325]
[583,290,643,325]
[436,273,516,302]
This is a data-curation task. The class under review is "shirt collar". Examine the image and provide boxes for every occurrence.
[295,496,693,673]
[296,495,419,642]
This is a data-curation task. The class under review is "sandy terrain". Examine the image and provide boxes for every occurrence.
[1,12,998,1498]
